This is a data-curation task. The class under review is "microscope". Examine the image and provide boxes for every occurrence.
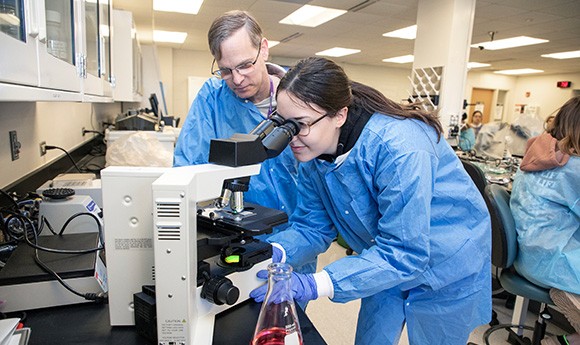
[101,114,299,345]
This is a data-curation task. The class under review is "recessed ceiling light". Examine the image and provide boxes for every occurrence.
[279,5,347,28]
[316,47,361,57]
[467,62,491,69]
[153,0,204,15]
[471,36,548,50]
[268,40,280,48]
[382,25,417,40]
[153,30,188,44]
[541,50,580,59]
[382,55,414,64]
[494,68,543,75]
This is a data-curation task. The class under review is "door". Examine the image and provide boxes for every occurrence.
[470,88,494,124]
[0,0,39,86]
[37,0,80,92]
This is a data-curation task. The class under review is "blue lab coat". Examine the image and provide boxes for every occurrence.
[270,114,492,344]
[458,126,476,151]
[173,75,316,275]
[511,157,580,294]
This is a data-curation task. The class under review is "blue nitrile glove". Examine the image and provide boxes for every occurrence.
[250,270,318,303]
[272,245,283,263]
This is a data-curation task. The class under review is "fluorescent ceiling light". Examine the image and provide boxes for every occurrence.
[153,30,187,44]
[153,0,204,15]
[315,47,361,57]
[471,36,548,50]
[279,5,346,27]
[541,50,580,59]
[382,55,414,64]
[494,68,544,75]
[467,62,491,69]
[382,25,417,40]
[268,40,280,48]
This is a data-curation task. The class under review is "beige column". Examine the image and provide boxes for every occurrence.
[411,0,477,138]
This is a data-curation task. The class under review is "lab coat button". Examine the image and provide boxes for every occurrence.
[344,210,349,215]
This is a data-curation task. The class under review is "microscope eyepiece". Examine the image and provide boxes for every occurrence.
[261,119,300,158]
[249,114,286,140]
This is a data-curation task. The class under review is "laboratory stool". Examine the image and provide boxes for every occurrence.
[482,184,554,345]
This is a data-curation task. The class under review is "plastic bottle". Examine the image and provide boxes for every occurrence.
[251,263,303,345]
[46,10,67,60]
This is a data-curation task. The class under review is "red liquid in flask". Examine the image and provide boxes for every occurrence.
[251,327,302,345]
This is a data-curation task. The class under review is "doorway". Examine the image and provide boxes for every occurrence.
[469,88,494,124]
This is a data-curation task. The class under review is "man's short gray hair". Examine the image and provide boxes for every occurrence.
[208,10,263,60]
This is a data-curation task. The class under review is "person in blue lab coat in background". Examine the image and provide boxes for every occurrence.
[251,57,492,344]
[173,11,315,276]
[510,96,580,345]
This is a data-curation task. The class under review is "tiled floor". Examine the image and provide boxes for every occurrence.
[305,241,566,345]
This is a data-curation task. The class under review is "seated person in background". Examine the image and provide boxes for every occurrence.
[470,110,484,137]
[474,111,544,159]
[173,11,315,276]
[459,113,476,151]
[510,96,580,345]
[251,57,491,345]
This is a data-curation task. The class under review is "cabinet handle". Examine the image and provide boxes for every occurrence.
[24,0,40,38]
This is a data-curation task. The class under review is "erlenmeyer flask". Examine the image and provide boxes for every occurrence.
[251,262,303,345]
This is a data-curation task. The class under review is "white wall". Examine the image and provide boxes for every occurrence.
[0,102,120,188]
[511,72,580,119]
[465,71,580,123]
[169,49,214,119]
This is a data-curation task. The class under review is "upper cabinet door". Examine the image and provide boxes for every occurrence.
[81,0,112,99]
[37,0,80,92]
[112,9,142,102]
[0,0,113,101]
[0,0,40,86]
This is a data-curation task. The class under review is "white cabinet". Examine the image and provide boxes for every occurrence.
[112,9,142,102]
[0,0,113,102]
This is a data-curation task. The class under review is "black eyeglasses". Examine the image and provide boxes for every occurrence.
[211,43,262,80]
[272,110,332,137]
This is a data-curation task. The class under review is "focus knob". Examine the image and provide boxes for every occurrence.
[201,276,239,306]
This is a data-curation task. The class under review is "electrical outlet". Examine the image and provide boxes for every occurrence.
[82,127,86,136]
[9,130,20,161]
[40,141,47,156]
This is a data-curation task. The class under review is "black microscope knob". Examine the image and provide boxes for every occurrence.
[42,188,75,199]
[201,276,239,306]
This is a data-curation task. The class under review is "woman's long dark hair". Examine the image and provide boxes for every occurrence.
[277,56,443,137]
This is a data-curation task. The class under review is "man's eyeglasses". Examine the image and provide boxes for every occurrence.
[272,110,332,137]
[211,43,262,80]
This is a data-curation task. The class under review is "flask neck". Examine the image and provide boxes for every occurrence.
[264,262,293,304]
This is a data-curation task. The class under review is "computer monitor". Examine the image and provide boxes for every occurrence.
[149,93,162,118]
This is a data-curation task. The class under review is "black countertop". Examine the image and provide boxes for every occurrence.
[18,299,326,345]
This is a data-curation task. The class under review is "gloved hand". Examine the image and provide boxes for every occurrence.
[271,245,283,263]
[250,270,318,303]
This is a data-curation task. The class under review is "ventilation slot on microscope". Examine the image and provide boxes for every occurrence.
[157,225,181,241]
[155,201,181,218]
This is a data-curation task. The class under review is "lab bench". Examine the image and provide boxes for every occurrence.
[18,299,326,345]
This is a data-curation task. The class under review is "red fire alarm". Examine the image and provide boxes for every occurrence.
[556,81,572,88]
